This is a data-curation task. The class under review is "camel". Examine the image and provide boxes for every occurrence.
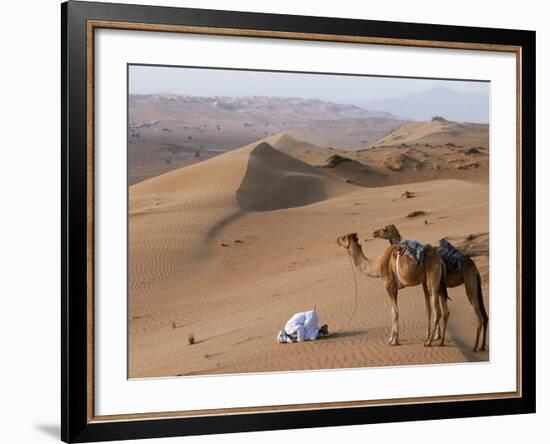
[372,224,488,352]
[336,232,449,347]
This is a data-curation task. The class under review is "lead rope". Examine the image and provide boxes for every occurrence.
[332,254,360,334]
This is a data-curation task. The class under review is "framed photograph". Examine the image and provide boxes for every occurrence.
[61,1,536,442]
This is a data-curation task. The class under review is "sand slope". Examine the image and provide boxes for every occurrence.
[129,139,353,311]
[129,133,489,378]
[370,119,489,149]
[269,131,488,187]
[237,141,352,211]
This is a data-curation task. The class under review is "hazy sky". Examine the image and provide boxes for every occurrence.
[129,64,489,105]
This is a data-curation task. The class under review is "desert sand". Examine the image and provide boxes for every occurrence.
[128,123,489,378]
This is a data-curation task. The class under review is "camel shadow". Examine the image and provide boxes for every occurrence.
[320,330,366,341]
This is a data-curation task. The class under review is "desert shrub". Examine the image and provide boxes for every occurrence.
[406,210,427,218]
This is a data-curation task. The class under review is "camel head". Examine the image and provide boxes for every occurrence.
[337,233,359,249]
[372,224,401,243]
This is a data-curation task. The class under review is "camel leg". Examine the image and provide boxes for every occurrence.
[438,295,450,346]
[480,317,488,351]
[386,286,400,346]
[422,282,433,342]
[478,283,489,352]
[434,324,442,341]
[465,268,480,351]
[471,303,488,352]
[423,285,441,341]
[464,267,489,352]
[425,290,441,347]
[474,322,481,352]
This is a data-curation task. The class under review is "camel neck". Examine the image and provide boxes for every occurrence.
[349,241,379,277]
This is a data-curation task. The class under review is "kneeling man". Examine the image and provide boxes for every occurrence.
[277,310,329,343]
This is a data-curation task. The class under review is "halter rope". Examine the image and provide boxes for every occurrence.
[332,253,360,334]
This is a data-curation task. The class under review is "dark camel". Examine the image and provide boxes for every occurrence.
[372,224,488,351]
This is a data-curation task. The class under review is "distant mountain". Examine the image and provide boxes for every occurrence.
[364,87,489,123]
[129,94,397,125]
[128,94,409,184]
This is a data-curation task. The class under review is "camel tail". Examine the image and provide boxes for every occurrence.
[439,260,450,301]
[477,272,489,323]
[440,275,450,300]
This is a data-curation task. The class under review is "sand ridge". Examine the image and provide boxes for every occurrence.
[370,119,489,149]
[129,138,354,305]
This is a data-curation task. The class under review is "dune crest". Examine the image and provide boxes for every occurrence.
[129,138,355,302]
[131,138,350,213]
[237,141,352,211]
[261,128,489,187]
[371,120,488,148]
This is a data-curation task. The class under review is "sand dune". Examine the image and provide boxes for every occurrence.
[129,139,353,307]
[129,131,489,378]
[129,139,248,299]
[370,119,489,149]
[372,120,448,145]
[237,141,352,211]
[267,131,488,187]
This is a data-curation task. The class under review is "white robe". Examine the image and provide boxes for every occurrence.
[283,310,320,342]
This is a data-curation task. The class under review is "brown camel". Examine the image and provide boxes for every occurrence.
[372,224,488,352]
[337,233,449,347]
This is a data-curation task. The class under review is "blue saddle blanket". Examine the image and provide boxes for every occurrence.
[399,239,432,265]
[439,239,469,272]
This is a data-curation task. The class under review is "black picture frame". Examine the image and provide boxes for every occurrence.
[62,1,536,442]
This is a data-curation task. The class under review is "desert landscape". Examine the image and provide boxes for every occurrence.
[128,94,407,184]
[128,91,489,378]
